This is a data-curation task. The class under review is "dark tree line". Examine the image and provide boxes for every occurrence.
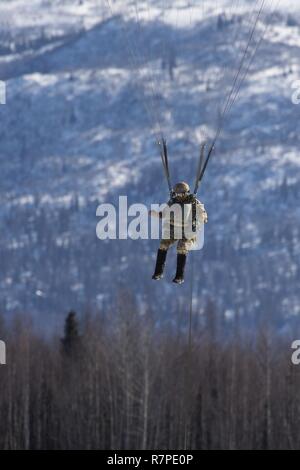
[0,299,299,450]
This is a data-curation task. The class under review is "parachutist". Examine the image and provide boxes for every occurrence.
[150,182,207,284]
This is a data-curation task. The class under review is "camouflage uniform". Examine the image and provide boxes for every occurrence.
[160,237,196,255]
[151,182,208,284]
[159,195,207,254]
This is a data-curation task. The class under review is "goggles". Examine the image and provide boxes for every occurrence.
[174,192,188,198]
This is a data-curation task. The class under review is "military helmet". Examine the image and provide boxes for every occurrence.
[173,181,190,194]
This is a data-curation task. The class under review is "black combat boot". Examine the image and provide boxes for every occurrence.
[172,253,187,284]
[152,249,167,280]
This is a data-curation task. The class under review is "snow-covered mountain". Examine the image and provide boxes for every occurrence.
[0,0,299,331]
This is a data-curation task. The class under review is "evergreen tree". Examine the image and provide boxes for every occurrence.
[61,311,81,358]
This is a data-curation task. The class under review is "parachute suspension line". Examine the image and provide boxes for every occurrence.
[227,24,266,115]
[213,0,258,117]
[184,255,195,451]
[187,0,195,27]
[208,0,261,131]
[104,0,163,143]
[193,143,206,195]
[132,1,165,140]
[227,0,280,115]
[197,0,267,187]
[198,0,261,150]
[132,2,166,142]
[220,0,266,122]
[158,138,173,195]
[158,0,171,87]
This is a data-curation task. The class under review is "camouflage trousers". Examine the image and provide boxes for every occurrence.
[159,237,196,255]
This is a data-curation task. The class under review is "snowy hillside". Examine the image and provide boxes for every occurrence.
[0,0,299,331]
